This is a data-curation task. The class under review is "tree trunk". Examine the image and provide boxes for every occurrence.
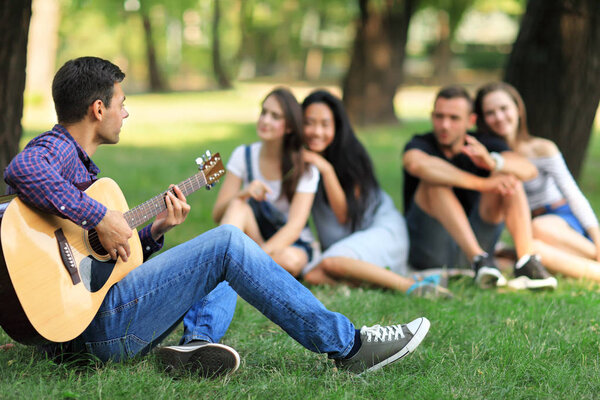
[342,0,417,126]
[505,0,600,179]
[212,0,232,89]
[432,10,452,85]
[0,1,32,194]
[26,0,59,108]
[141,11,166,92]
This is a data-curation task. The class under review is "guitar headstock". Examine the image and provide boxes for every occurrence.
[196,151,225,189]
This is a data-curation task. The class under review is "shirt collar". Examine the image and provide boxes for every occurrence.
[53,124,101,175]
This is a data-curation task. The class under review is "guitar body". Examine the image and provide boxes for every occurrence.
[0,178,143,344]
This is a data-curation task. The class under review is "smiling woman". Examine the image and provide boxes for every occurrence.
[300,89,452,298]
[475,81,600,283]
[211,87,317,277]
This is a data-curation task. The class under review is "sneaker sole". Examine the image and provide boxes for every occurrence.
[363,317,431,374]
[475,267,506,288]
[157,343,240,378]
[507,276,558,290]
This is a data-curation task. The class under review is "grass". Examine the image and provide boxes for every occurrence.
[2,84,600,399]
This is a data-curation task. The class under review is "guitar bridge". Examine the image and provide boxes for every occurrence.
[55,228,81,285]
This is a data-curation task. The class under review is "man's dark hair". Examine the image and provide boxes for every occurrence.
[52,56,125,124]
[435,85,473,111]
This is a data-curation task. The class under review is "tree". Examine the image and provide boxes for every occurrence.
[425,0,474,84]
[139,4,167,92]
[0,1,32,194]
[211,0,232,88]
[343,0,418,126]
[505,0,600,179]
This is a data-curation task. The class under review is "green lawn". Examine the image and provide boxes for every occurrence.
[2,85,600,399]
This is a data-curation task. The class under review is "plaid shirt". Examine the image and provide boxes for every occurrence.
[5,124,162,259]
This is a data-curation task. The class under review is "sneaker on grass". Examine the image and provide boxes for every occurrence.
[156,340,240,378]
[472,253,507,289]
[335,317,430,375]
[406,275,454,299]
[508,254,557,290]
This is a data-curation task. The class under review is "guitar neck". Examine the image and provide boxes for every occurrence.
[123,172,207,229]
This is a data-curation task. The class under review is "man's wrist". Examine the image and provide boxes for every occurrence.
[490,152,504,171]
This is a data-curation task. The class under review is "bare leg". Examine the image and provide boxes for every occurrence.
[532,215,596,259]
[534,239,600,282]
[271,246,308,277]
[481,181,534,259]
[414,182,484,260]
[219,198,264,244]
[304,257,415,292]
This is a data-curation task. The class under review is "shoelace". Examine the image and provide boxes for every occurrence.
[361,324,405,342]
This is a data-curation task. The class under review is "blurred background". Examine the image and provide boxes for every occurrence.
[2,0,600,194]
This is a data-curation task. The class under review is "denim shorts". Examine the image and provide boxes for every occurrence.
[249,199,313,261]
[534,203,589,239]
[406,201,503,269]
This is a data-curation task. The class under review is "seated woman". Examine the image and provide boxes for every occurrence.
[212,87,318,277]
[300,90,451,298]
[474,82,600,283]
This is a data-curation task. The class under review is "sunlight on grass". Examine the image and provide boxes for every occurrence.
[7,83,600,399]
[22,82,437,147]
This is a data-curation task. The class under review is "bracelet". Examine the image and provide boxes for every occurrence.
[490,152,504,172]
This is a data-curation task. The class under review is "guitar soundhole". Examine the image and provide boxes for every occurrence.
[87,229,108,256]
[79,257,116,292]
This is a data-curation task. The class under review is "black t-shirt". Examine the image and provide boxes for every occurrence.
[402,131,509,214]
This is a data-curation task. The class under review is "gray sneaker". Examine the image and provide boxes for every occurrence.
[508,254,557,290]
[156,340,240,378]
[335,317,430,374]
[472,253,507,288]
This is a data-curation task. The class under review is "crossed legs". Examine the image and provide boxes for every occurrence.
[410,178,534,265]
[220,198,308,276]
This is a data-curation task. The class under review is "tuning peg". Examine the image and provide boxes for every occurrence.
[203,150,212,162]
[196,156,205,170]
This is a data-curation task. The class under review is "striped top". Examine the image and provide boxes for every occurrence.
[524,153,598,229]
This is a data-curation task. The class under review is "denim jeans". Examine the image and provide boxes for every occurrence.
[181,281,237,344]
[68,225,355,362]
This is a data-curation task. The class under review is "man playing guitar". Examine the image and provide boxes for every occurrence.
[2,56,430,377]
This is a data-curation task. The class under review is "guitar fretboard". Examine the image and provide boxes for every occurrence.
[123,171,207,228]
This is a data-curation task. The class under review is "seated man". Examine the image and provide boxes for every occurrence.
[2,56,430,377]
[402,85,557,290]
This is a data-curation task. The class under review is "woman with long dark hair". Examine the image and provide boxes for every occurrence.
[301,89,451,297]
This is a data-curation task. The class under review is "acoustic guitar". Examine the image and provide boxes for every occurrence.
[0,152,224,345]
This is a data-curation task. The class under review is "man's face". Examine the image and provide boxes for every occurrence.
[431,97,474,151]
[97,82,129,145]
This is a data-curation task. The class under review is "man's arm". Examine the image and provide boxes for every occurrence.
[403,148,517,195]
[500,151,538,181]
[5,141,107,228]
[462,135,537,181]
[96,184,190,262]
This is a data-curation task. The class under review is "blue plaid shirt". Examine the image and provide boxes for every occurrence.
[5,124,162,259]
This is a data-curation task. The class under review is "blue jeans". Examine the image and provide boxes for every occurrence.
[66,225,355,362]
[181,281,237,344]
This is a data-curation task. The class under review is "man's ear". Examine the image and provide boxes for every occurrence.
[90,99,104,121]
[468,112,477,128]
